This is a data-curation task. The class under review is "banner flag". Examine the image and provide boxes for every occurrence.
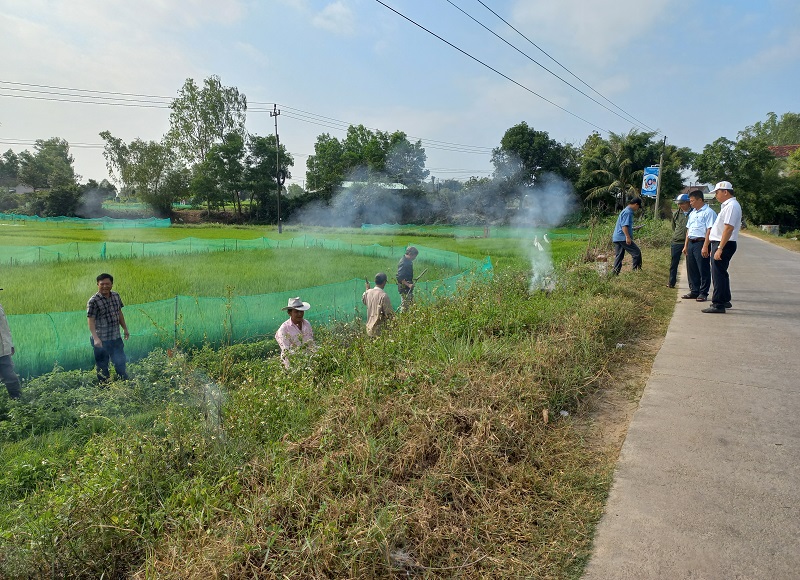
[641,166,659,197]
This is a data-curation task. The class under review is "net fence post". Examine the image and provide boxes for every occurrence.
[174,296,179,348]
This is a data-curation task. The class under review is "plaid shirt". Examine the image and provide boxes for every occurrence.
[87,291,125,341]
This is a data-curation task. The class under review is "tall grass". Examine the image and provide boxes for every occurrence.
[0,227,675,577]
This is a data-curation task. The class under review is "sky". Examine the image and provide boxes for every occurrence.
[1,0,798,189]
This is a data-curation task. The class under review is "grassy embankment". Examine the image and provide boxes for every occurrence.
[0,220,675,578]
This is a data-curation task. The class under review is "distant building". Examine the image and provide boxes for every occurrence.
[14,184,34,195]
[340,181,408,190]
[767,145,800,158]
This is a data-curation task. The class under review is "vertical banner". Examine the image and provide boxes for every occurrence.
[641,166,659,197]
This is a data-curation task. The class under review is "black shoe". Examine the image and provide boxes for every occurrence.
[681,293,698,300]
[702,306,726,314]
[667,284,676,288]
[723,302,732,309]
[696,295,708,302]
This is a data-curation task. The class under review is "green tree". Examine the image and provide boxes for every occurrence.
[305,133,346,200]
[243,134,293,221]
[739,112,800,145]
[207,133,246,216]
[101,132,180,216]
[25,185,81,217]
[385,132,429,186]
[305,125,430,199]
[17,138,77,190]
[491,122,577,212]
[167,76,247,178]
[0,150,19,188]
[787,147,800,175]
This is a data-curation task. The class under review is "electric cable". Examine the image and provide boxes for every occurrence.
[472,0,657,133]
[373,0,610,133]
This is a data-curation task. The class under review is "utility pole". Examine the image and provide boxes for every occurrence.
[654,135,667,219]
[271,104,282,233]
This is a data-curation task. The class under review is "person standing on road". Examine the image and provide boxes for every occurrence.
[275,297,315,367]
[682,189,717,302]
[611,198,643,275]
[668,194,692,289]
[363,272,394,337]
[87,273,130,384]
[0,300,22,399]
[703,181,742,314]
[396,246,419,311]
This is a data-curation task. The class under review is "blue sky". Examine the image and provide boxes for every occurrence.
[1,0,798,188]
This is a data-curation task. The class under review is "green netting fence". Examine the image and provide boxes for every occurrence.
[6,240,492,377]
[361,223,587,239]
[0,213,170,229]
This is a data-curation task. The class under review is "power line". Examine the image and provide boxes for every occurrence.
[444,0,652,132]
[373,0,610,133]
[251,102,493,154]
[472,0,657,133]
[0,80,495,156]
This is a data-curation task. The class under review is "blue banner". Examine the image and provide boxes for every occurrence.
[641,166,659,197]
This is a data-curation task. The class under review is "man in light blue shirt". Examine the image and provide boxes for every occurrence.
[682,190,717,301]
[612,197,643,275]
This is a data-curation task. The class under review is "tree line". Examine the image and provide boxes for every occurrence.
[1,75,799,230]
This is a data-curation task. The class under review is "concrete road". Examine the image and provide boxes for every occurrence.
[584,234,800,579]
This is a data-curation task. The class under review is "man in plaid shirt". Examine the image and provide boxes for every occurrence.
[87,273,130,383]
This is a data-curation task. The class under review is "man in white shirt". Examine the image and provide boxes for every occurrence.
[275,297,315,367]
[703,181,742,314]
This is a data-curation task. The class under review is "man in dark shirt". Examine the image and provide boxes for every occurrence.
[396,246,419,312]
[668,194,691,288]
[87,273,130,384]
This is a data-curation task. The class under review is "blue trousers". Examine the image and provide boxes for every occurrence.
[686,240,712,297]
[710,241,737,307]
[91,337,128,383]
[613,241,642,274]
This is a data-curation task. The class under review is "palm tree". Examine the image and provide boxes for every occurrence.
[586,131,650,210]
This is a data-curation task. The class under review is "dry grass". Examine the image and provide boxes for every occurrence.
[134,254,674,579]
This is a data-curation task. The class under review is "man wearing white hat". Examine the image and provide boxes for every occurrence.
[702,181,742,314]
[275,297,315,367]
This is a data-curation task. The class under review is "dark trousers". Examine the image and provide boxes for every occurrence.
[710,241,737,306]
[686,240,712,297]
[669,243,684,287]
[612,241,642,274]
[92,337,128,383]
[0,354,21,399]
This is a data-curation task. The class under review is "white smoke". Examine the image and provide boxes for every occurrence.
[290,166,411,227]
[510,173,578,292]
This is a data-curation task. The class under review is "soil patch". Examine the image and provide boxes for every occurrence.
[577,335,665,459]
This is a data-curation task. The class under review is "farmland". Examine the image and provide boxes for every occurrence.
[0,218,676,578]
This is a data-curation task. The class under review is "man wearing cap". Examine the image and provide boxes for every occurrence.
[363,272,394,337]
[275,297,315,367]
[0,301,22,399]
[682,189,717,301]
[703,181,742,314]
[87,273,130,384]
[396,246,419,311]
[611,197,643,275]
[668,193,692,289]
